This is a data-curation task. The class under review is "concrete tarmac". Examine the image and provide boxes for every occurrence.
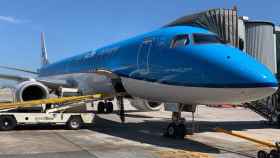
[0,105,278,158]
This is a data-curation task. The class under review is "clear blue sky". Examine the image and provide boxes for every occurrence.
[0,0,279,71]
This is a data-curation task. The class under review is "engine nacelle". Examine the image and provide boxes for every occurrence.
[15,80,49,102]
[129,98,164,111]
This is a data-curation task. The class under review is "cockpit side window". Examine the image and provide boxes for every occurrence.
[193,34,222,44]
[171,35,189,48]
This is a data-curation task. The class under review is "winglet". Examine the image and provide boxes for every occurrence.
[41,32,49,66]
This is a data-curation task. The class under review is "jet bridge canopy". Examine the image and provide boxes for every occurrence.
[165,8,239,48]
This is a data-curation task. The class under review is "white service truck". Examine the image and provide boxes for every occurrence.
[0,102,95,131]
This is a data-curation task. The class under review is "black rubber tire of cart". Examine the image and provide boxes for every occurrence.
[0,115,17,131]
[67,116,82,130]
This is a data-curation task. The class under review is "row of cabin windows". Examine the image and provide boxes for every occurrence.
[170,33,222,48]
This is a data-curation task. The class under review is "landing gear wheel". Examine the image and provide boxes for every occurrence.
[106,102,114,113]
[0,116,16,131]
[177,124,186,139]
[269,150,279,158]
[97,102,105,113]
[257,150,268,158]
[165,123,176,138]
[67,116,82,130]
[165,123,186,139]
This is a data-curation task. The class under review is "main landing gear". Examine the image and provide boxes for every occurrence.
[96,96,125,123]
[97,101,114,114]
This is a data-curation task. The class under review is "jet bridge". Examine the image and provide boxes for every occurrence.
[166,8,239,48]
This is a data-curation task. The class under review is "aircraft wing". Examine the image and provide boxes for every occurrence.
[0,65,38,75]
[0,73,29,82]
[0,73,73,89]
[0,65,74,89]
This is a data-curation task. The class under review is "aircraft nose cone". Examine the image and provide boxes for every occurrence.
[225,49,278,101]
[233,53,278,88]
[200,45,278,102]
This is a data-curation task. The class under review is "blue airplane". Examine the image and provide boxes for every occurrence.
[0,26,278,138]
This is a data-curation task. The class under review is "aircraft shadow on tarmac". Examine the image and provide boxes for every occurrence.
[89,115,221,154]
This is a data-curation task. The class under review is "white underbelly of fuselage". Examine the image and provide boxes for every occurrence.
[121,77,277,105]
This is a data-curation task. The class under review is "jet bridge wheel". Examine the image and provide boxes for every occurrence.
[0,115,17,131]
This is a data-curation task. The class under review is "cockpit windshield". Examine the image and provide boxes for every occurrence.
[193,34,222,44]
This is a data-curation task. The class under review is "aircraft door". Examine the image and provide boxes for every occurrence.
[137,39,153,73]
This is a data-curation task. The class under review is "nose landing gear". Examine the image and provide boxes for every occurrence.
[164,104,196,139]
[165,122,186,139]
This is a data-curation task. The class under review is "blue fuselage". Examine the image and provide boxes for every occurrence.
[38,26,278,104]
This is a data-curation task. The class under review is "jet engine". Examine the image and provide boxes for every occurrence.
[129,98,164,111]
[15,80,49,102]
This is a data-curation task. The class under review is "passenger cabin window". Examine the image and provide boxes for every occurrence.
[171,35,189,48]
[193,34,222,44]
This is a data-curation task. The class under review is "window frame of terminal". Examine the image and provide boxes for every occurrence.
[170,34,190,48]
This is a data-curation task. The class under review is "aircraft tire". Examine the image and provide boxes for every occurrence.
[106,102,114,113]
[176,124,186,139]
[164,123,186,139]
[97,102,105,113]
[166,123,176,138]
[0,115,17,131]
